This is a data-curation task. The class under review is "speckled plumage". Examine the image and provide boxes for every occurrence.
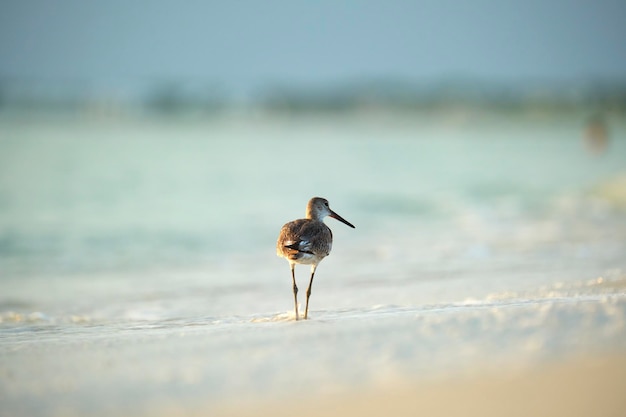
[276,218,333,264]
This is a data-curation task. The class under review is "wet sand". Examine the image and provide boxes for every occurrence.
[214,353,626,417]
[2,286,626,417]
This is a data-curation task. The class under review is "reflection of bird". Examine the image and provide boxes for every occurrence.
[276,197,355,320]
[584,115,609,155]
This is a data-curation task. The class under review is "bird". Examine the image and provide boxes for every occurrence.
[276,197,355,320]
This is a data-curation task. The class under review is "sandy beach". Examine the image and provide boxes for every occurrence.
[214,353,626,417]
[2,282,625,417]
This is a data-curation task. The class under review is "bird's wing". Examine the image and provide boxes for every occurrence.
[277,220,332,258]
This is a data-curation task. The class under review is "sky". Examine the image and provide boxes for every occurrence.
[1,0,625,96]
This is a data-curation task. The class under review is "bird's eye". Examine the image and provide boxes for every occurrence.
[324,201,329,206]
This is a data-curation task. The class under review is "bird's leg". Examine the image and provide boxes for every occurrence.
[290,263,299,320]
[304,264,317,320]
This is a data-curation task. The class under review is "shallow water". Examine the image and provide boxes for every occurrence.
[1,111,625,415]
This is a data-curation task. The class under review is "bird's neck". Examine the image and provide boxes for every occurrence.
[305,210,321,221]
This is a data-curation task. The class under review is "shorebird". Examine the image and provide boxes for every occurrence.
[276,197,355,320]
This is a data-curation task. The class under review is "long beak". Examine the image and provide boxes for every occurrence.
[329,210,355,228]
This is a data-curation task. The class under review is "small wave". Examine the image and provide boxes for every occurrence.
[0,311,52,324]
[591,174,626,210]
[250,312,295,323]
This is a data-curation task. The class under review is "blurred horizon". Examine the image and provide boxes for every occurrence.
[2,76,625,117]
[1,1,626,115]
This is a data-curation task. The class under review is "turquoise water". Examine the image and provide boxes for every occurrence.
[1,111,625,416]
[1,113,625,306]
[1,112,623,274]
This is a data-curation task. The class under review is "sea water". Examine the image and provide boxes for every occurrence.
[1,110,625,415]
